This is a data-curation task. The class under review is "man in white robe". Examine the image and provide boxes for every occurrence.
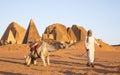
[85,30,102,67]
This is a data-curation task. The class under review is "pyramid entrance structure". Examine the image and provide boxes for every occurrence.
[6,30,16,44]
[1,30,16,44]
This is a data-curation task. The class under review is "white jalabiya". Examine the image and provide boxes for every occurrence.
[85,36,99,63]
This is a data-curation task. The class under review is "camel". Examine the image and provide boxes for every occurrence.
[25,41,50,66]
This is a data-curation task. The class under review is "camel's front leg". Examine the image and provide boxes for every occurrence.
[26,56,31,67]
[41,55,46,66]
[47,54,50,65]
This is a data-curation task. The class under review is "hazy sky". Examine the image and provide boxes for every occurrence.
[0,0,120,45]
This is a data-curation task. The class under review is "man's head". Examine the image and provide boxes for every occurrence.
[87,30,92,37]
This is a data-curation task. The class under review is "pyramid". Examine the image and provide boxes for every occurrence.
[23,19,41,43]
[67,27,77,43]
[43,23,70,43]
[1,22,26,44]
[72,25,87,41]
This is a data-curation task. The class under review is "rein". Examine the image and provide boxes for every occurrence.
[30,41,43,58]
[34,42,43,58]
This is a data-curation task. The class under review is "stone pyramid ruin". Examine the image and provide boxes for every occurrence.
[72,25,87,41]
[43,24,87,44]
[43,23,70,43]
[67,27,77,43]
[1,22,26,44]
[23,19,41,43]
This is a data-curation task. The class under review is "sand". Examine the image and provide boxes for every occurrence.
[0,43,120,75]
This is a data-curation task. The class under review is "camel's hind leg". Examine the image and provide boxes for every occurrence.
[33,59,38,66]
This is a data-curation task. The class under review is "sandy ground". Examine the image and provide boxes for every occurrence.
[0,43,120,75]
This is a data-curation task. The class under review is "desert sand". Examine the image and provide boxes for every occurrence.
[0,42,120,75]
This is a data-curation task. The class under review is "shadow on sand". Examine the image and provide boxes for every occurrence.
[94,63,120,74]
[0,57,24,60]
[0,57,24,65]
[59,70,83,75]
[51,59,84,67]
[51,59,120,75]
[0,71,26,75]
